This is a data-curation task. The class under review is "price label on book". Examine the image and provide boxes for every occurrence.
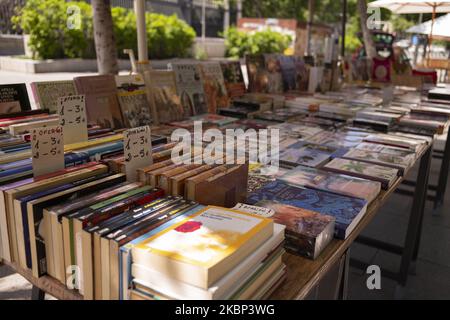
[124,126,153,181]
[31,125,64,177]
[58,95,88,145]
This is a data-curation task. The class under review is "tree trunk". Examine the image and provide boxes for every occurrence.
[357,0,377,60]
[306,0,314,56]
[92,0,119,75]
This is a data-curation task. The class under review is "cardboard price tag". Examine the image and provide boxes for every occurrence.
[58,95,88,145]
[31,125,64,177]
[124,126,153,181]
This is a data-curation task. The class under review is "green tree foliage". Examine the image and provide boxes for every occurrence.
[222,27,292,58]
[13,0,195,60]
[12,0,93,59]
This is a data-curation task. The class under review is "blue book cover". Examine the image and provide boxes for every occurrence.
[247,180,367,239]
[0,158,31,171]
[0,152,89,180]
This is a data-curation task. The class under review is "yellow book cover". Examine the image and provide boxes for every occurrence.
[133,205,273,288]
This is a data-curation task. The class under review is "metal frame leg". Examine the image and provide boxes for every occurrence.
[338,248,350,300]
[397,146,432,287]
[433,128,450,212]
[31,286,45,300]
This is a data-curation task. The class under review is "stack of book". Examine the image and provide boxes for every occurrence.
[130,205,286,300]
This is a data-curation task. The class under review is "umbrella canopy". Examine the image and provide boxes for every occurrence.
[406,13,450,40]
[368,0,450,14]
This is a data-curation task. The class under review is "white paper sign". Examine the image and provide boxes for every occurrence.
[124,126,153,181]
[31,125,64,177]
[58,95,88,145]
[232,203,275,218]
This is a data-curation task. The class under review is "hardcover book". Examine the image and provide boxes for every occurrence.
[252,200,335,259]
[246,180,368,239]
[323,158,399,189]
[279,166,381,203]
[220,61,246,99]
[143,70,185,124]
[74,75,124,129]
[170,63,208,116]
[132,205,273,289]
[0,84,32,114]
[30,80,76,113]
[115,74,155,128]
[199,62,230,113]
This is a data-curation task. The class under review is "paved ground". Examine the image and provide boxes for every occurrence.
[0,70,449,299]
[347,155,450,300]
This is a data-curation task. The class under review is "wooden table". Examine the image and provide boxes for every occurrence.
[269,145,432,299]
[2,261,82,300]
[0,145,433,300]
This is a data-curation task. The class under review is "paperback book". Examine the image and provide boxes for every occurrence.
[199,62,229,113]
[323,158,399,189]
[132,206,273,289]
[0,84,32,114]
[220,61,246,99]
[279,165,381,203]
[30,80,76,113]
[253,200,334,259]
[170,63,208,116]
[246,180,368,239]
[74,75,124,129]
[115,74,155,128]
[143,70,184,124]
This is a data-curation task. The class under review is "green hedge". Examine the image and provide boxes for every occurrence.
[223,27,292,59]
[12,0,195,60]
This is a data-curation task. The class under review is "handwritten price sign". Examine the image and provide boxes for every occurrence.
[31,125,64,177]
[58,95,88,145]
[124,126,153,181]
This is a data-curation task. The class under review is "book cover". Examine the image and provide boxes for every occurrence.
[133,205,273,289]
[363,133,424,152]
[74,75,124,129]
[280,142,338,168]
[323,158,399,189]
[220,61,246,99]
[264,54,283,94]
[115,74,155,128]
[143,70,184,124]
[170,63,208,116]
[199,62,229,113]
[342,149,414,174]
[189,113,238,127]
[30,80,76,113]
[279,165,381,203]
[250,200,334,260]
[0,84,32,114]
[245,54,269,93]
[247,180,368,239]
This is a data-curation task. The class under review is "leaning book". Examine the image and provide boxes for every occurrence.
[132,205,273,289]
